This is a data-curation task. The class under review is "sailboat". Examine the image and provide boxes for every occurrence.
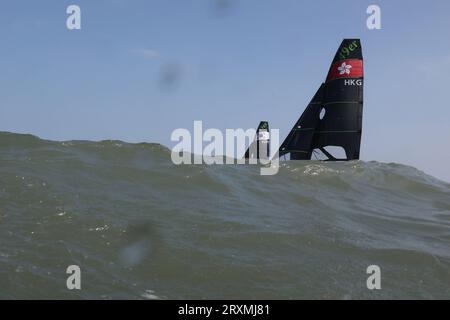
[245,39,364,161]
[244,121,270,161]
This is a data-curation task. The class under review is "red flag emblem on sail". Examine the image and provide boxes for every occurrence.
[326,59,363,82]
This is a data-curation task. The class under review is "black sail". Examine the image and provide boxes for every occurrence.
[278,84,325,159]
[278,39,363,160]
[244,121,270,160]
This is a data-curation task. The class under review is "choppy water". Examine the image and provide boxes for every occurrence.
[0,131,449,299]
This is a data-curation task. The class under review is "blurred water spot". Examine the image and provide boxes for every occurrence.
[120,239,151,267]
[119,223,159,267]
[158,62,183,91]
[212,0,235,17]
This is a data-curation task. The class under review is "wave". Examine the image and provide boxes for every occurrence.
[0,131,449,299]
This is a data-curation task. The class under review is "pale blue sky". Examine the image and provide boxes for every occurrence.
[0,0,449,181]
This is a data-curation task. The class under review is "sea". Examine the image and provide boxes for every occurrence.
[0,131,449,299]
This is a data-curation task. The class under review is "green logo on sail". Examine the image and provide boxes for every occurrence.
[339,40,359,60]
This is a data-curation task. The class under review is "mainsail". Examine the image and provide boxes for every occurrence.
[244,121,270,160]
[278,39,364,160]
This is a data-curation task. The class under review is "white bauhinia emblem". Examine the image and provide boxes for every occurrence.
[338,62,352,75]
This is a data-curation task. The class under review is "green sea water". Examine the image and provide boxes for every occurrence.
[0,132,449,299]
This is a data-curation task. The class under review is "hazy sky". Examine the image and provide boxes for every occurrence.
[1,0,449,182]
